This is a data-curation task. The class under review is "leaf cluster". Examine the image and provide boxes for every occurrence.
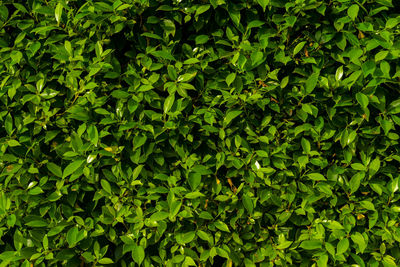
[1,0,400,266]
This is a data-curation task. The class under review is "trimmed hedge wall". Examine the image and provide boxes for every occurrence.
[1,0,400,266]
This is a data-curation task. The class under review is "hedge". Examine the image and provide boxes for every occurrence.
[1,0,400,266]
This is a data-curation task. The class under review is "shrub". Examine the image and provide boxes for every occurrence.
[1,0,400,266]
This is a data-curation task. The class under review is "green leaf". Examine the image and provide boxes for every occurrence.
[386,18,399,29]
[169,200,182,218]
[223,110,242,128]
[55,3,63,24]
[133,135,147,149]
[307,173,326,181]
[214,221,230,232]
[281,76,289,88]
[305,73,319,94]
[195,35,209,45]
[47,162,62,177]
[65,40,72,56]
[388,98,400,114]
[188,172,201,190]
[242,194,253,213]
[380,60,390,77]
[176,231,196,245]
[98,258,114,264]
[359,200,375,210]
[375,50,388,62]
[164,94,175,114]
[184,192,205,199]
[63,160,85,178]
[247,20,265,29]
[347,4,359,21]
[356,92,369,108]
[301,137,311,154]
[101,179,112,194]
[362,60,376,77]
[317,254,329,267]
[25,220,48,227]
[293,41,306,56]
[336,238,349,255]
[369,158,380,176]
[349,172,364,194]
[150,211,169,221]
[257,0,269,11]
[335,66,344,81]
[131,165,144,180]
[177,72,197,82]
[5,114,13,136]
[87,125,99,145]
[226,73,236,86]
[111,90,130,99]
[7,140,21,147]
[300,240,322,250]
[351,232,367,253]
[66,227,78,247]
[195,5,210,16]
[132,245,145,265]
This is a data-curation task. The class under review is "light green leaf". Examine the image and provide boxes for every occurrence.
[150,211,169,221]
[351,232,367,253]
[185,192,205,199]
[177,72,197,82]
[226,73,236,86]
[347,4,359,21]
[307,173,326,181]
[336,66,344,81]
[214,221,230,232]
[98,258,114,264]
[375,50,388,62]
[257,0,269,11]
[176,231,196,245]
[293,41,306,56]
[336,238,349,255]
[132,245,145,265]
[55,3,63,24]
[131,165,144,181]
[7,140,21,147]
[300,240,322,250]
[195,5,210,16]
[164,94,175,114]
[360,200,375,210]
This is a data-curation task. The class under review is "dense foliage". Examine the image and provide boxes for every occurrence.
[1,0,400,266]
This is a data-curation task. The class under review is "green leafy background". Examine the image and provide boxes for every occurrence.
[1,0,400,266]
